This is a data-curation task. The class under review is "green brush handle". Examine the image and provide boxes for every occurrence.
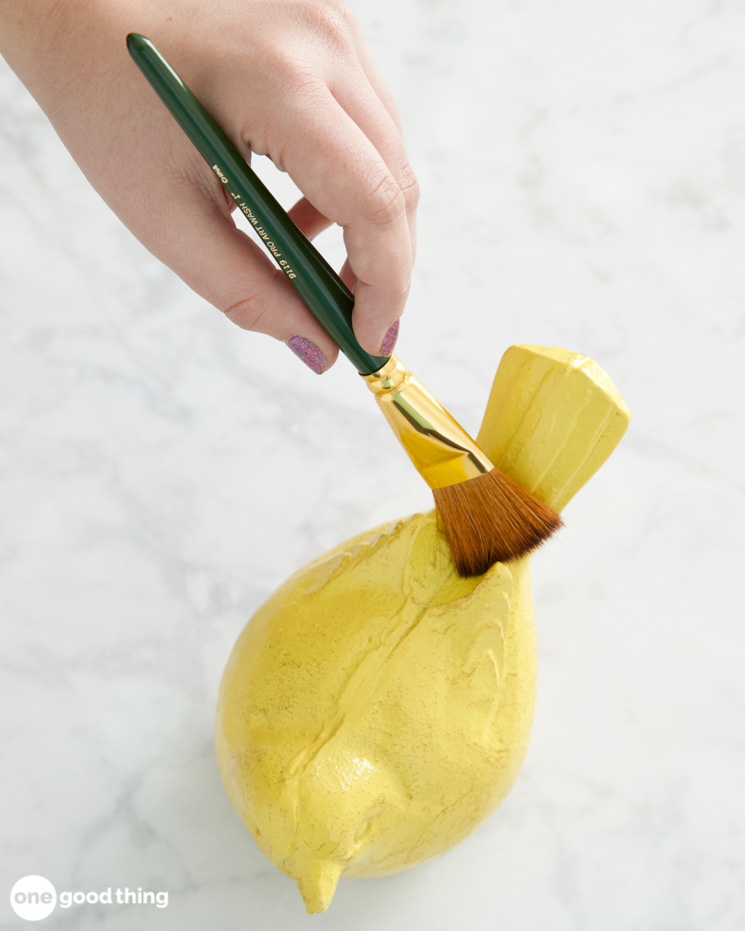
[126,32,388,376]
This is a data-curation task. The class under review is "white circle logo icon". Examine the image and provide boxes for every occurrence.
[10,876,57,921]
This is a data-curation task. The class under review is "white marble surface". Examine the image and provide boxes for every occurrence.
[2,0,744,927]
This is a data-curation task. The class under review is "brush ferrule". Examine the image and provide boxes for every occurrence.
[362,355,494,490]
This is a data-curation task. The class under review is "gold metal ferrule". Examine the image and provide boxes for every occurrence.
[363,355,494,490]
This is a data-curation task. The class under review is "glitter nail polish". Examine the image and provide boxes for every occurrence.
[286,336,327,374]
[379,320,400,356]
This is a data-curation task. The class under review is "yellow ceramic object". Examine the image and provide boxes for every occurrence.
[215,345,630,914]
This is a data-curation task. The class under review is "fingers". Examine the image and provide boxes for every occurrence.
[146,161,341,374]
[327,68,419,353]
[348,25,406,135]
[261,80,417,356]
[348,40,418,267]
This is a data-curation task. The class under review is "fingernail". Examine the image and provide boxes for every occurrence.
[286,335,327,374]
[379,320,400,356]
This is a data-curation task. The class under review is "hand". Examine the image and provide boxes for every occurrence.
[0,0,419,372]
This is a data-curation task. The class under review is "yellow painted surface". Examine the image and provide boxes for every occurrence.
[215,345,630,914]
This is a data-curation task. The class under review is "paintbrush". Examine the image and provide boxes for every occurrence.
[126,32,562,575]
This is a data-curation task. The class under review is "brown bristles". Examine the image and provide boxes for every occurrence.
[433,468,563,576]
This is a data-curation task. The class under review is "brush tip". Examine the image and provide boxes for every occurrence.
[433,468,563,576]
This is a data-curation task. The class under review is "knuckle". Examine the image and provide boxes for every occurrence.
[285,66,324,99]
[363,172,407,227]
[259,46,323,100]
[302,0,355,44]
[261,45,304,82]
[386,273,412,300]
[398,162,421,210]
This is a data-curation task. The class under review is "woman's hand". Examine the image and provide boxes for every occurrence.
[0,0,418,371]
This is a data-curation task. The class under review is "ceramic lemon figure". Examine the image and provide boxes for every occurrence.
[216,344,630,914]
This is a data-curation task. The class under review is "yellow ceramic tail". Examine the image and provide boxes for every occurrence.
[476,345,630,512]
